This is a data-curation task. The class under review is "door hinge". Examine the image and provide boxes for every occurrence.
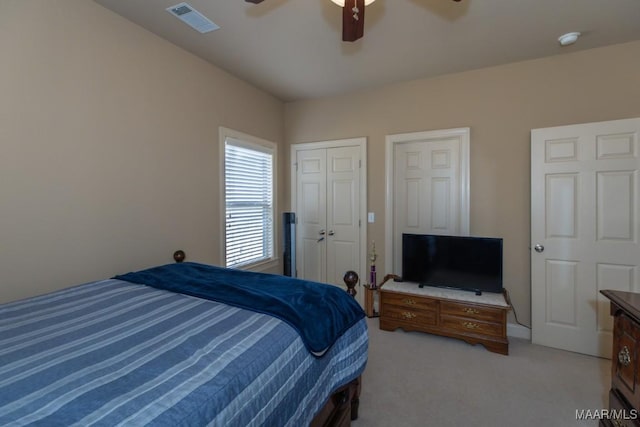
[359,219,361,227]
[294,162,298,172]
[359,159,362,168]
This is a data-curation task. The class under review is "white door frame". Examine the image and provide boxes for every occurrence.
[291,137,368,292]
[384,128,470,274]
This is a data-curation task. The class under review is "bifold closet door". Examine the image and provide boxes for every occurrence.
[296,146,360,287]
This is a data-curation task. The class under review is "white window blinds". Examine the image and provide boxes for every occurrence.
[224,137,275,268]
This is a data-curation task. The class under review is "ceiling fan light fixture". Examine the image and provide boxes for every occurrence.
[330,0,376,6]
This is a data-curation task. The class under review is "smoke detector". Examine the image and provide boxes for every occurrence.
[166,3,219,34]
[558,32,580,46]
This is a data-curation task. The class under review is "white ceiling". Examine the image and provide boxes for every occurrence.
[94,0,640,102]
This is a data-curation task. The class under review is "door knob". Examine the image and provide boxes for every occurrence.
[319,230,325,235]
[328,230,335,236]
[534,244,544,253]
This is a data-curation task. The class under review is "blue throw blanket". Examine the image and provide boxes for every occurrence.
[115,262,365,356]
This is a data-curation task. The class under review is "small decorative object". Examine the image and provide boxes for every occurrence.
[369,241,377,289]
[343,270,358,298]
[365,241,381,316]
[173,250,186,263]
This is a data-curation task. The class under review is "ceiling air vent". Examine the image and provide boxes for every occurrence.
[166,2,220,34]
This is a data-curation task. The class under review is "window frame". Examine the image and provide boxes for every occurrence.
[219,127,278,271]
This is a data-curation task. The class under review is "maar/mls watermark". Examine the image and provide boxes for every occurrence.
[576,408,638,421]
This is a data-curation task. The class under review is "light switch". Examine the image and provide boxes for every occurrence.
[367,212,375,223]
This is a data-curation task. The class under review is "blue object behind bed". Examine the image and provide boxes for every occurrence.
[115,262,365,356]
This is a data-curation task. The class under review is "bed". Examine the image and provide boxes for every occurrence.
[0,262,368,426]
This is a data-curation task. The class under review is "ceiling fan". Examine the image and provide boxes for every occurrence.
[246,0,461,42]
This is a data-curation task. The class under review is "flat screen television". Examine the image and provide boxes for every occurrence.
[402,233,503,295]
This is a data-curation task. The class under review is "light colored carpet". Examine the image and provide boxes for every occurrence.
[353,318,610,427]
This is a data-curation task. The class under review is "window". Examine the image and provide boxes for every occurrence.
[221,128,276,268]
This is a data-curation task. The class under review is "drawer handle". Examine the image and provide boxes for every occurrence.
[618,345,632,367]
[462,321,480,330]
[463,308,480,315]
[612,419,627,427]
[402,298,416,305]
[401,311,417,320]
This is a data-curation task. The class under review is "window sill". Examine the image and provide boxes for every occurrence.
[232,258,280,274]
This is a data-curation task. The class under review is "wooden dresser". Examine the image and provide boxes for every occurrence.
[600,290,640,427]
[379,282,511,355]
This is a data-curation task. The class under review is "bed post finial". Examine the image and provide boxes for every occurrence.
[343,270,358,298]
[173,250,186,263]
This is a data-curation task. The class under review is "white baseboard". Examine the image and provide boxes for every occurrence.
[507,322,531,340]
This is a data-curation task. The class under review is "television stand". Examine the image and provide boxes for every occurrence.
[379,282,511,355]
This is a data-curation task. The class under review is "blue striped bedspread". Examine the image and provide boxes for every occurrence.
[0,279,368,426]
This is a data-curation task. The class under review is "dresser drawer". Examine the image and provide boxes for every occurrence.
[613,314,640,409]
[440,300,505,323]
[381,304,437,326]
[440,315,504,338]
[381,291,437,311]
[606,389,640,427]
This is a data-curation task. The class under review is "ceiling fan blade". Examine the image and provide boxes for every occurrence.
[245,0,265,3]
[342,0,365,42]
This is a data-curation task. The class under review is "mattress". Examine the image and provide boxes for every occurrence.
[0,278,368,426]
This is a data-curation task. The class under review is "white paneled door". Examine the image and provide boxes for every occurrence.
[386,128,470,274]
[296,148,327,283]
[294,140,365,301]
[531,118,640,358]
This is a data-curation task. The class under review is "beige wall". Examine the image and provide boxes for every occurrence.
[2,1,639,322]
[284,40,640,326]
[0,0,284,303]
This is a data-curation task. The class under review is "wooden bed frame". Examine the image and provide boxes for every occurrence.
[310,270,362,427]
[172,253,364,426]
[311,376,361,427]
